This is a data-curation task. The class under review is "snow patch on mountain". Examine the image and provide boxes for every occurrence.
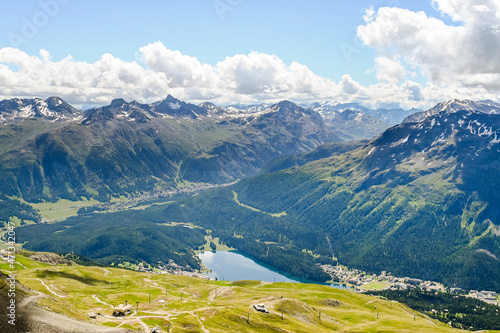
[491,134,500,144]
[169,102,181,110]
[404,99,500,124]
[0,97,81,125]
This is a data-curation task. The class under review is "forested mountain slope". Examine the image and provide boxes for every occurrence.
[0,97,341,202]
[156,108,500,291]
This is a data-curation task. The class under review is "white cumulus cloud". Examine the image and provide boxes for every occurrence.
[0,43,341,106]
[140,42,217,89]
[358,0,500,92]
[374,57,407,84]
[0,36,499,110]
[363,6,375,23]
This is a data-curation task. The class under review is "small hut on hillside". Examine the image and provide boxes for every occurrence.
[112,303,133,317]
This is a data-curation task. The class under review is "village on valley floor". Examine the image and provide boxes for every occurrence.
[126,253,500,307]
[320,264,500,306]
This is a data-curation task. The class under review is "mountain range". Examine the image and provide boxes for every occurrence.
[0,96,342,201]
[205,101,417,140]
[150,101,500,291]
[403,99,500,123]
[311,101,420,125]
[310,104,391,140]
[4,96,500,292]
[0,97,81,125]
[218,107,500,291]
[0,95,422,203]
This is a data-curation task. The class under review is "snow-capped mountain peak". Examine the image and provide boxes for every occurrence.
[0,97,81,125]
[403,99,500,123]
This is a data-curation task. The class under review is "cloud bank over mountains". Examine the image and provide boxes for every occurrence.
[359,0,500,90]
[0,0,499,108]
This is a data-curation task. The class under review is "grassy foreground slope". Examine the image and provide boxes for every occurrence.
[0,252,486,333]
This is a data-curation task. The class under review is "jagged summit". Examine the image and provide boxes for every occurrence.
[198,102,227,117]
[154,95,207,118]
[403,99,500,123]
[273,100,297,109]
[370,109,500,170]
[110,98,128,108]
[0,94,344,201]
[309,103,391,140]
[310,101,415,125]
[0,97,81,124]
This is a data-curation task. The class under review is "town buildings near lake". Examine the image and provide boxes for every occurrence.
[126,254,500,307]
[320,264,500,306]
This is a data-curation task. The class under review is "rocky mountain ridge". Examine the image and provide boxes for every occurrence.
[0,97,341,201]
[0,97,81,124]
[403,99,500,123]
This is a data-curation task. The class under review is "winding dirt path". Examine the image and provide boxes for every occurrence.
[17,261,29,269]
[189,310,210,333]
[37,278,66,298]
[27,306,130,332]
[92,294,114,308]
[19,290,131,332]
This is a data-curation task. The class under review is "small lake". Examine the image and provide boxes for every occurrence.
[198,251,351,289]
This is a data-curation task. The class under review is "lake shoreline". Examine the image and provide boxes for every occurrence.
[198,250,351,290]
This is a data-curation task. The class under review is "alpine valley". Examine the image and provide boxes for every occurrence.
[2,97,500,294]
[0,96,342,202]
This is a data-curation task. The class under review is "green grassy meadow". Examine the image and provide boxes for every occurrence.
[1,252,489,333]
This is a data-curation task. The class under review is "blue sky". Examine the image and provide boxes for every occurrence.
[0,0,438,85]
[0,0,499,108]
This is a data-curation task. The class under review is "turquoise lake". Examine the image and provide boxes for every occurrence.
[198,251,350,289]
